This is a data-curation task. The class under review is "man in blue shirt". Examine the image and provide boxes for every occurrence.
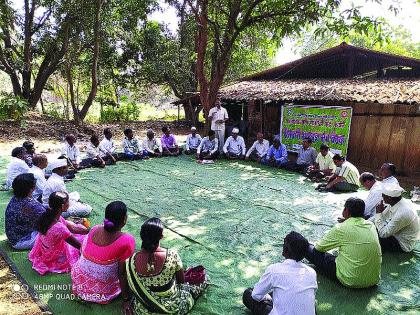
[261,138,288,167]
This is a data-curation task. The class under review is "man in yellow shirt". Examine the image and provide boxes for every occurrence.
[297,197,381,288]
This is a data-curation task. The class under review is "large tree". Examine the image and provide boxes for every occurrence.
[0,0,77,109]
[169,0,386,119]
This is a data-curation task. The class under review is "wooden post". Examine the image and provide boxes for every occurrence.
[177,104,180,121]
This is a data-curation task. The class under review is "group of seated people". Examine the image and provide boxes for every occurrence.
[5,175,207,313]
[3,125,419,315]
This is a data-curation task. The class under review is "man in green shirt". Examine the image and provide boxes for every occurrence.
[300,197,382,288]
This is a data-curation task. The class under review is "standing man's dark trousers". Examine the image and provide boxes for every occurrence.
[242,288,273,315]
[304,244,338,282]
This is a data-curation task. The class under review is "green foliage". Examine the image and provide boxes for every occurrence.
[43,102,65,119]
[99,101,140,122]
[0,93,28,121]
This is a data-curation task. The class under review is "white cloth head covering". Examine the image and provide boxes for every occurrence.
[191,126,197,131]
[232,128,239,134]
[49,159,67,170]
[382,184,405,197]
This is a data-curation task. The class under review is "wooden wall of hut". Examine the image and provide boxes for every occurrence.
[345,102,420,176]
[259,100,419,176]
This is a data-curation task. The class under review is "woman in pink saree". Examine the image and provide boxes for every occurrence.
[29,191,88,275]
[71,201,135,304]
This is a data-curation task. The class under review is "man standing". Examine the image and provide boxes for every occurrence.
[379,163,399,185]
[375,184,419,252]
[306,144,335,180]
[317,154,360,192]
[301,198,381,288]
[208,98,228,153]
[359,172,382,219]
[245,132,269,162]
[223,128,246,159]
[185,127,202,155]
[242,231,317,315]
[261,138,288,167]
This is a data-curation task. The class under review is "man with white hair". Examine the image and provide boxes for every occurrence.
[375,184,419,252]
[223,128,246,159]
[42,159,92,218]
[143,129,162,157]
[208,98,229,153]
[245,132,269,162]
[185,127,202,155]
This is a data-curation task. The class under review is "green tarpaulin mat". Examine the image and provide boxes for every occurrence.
[0,156,419,314]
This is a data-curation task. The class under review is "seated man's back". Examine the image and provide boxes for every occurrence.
[316,217,381,288]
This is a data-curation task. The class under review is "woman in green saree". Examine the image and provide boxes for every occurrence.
[125,218,207,314]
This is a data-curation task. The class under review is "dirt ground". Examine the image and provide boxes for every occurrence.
[0,255,45,315]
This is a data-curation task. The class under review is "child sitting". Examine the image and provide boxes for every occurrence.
[80,134,106,168]
[61,134,81,170]
[29,191,89,275]
[99,128,118,164]
[122,128,148,160]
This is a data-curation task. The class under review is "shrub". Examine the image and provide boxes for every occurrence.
[0,93,28,121]
[99,101,140,122]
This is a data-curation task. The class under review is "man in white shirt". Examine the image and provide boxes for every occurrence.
[185,127,202,155]
[306,144,335,180]
[208,99,228,153]
[6,147,30,189]
[196,130,219,160]
[245,132,269,162]
[80,134,106,168]
[359,172,383,218]
[243,231,317,315]
[28,154,48,202]
[42,159,92,218]
[223,128,246,159]
[317,154,360,192]
[143,129,163,157]
[379,163,399,185]
[61,134,81,169]
[99,128,118,164]
[122,128,147,160]
[375,184,419,252]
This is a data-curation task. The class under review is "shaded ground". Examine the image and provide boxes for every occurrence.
[0,155,419,315]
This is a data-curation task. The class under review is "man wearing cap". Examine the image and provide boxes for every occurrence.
[143,129,163,157]
[374,184,419,252]
[379,163,399,186]
[42,159,92,218]
[196,130,219,160]
[359,172,383,219]
[245,132,269,162]
[223,128,246,160]
[185,127,202,155]
[208,98,229,153]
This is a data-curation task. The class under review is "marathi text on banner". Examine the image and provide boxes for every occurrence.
[280,105,352,156]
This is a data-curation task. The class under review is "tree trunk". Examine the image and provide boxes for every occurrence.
[22,0,35,101]
[66,62,80,124]
[78,0,103,121]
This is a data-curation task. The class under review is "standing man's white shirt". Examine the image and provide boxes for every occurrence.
[375,198,419,252]
[209,106,228,153]
[382,176,399,186]
[223,136,246,156]
[252,259,317,315]
[61,142,81,164]
[6,157,30,189]
[363,181,383,218]
[246,139,269,158]
[29,165,47,200]
[99,138,116,157]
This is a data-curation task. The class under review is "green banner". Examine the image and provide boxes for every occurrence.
[280,105,352,156]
